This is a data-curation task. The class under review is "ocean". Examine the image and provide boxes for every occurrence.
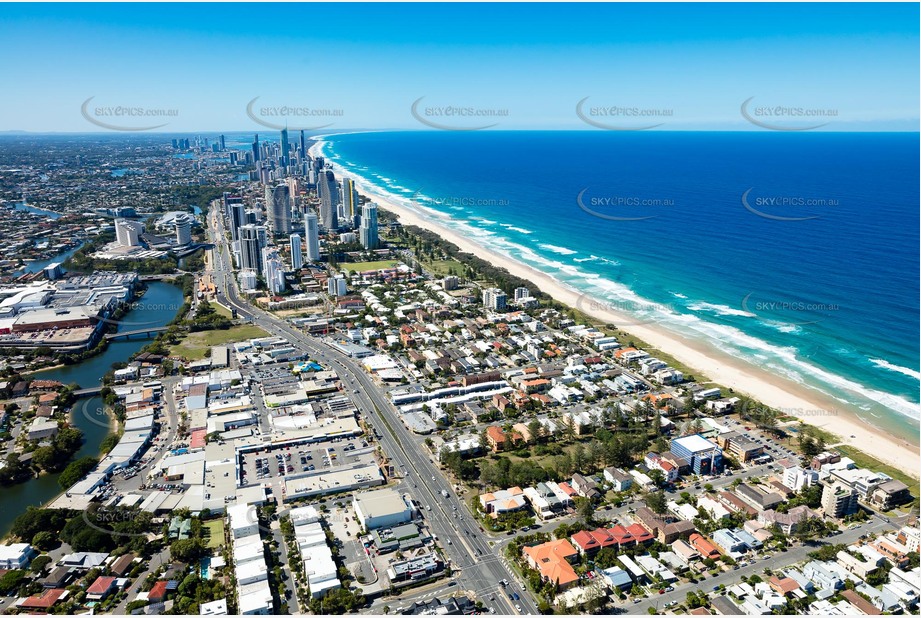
[317,131,920,443]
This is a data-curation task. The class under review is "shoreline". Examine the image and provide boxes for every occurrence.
[313,141,920,478]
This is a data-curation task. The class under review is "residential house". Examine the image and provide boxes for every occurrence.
[603,467,633,492]
[688,533,720,560]
[522,539,580,590]
[632,506,695,544]
[479,487,528,518]
[758,505,818,535]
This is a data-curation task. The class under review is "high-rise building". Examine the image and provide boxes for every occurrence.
[304,212,320,261]
[239,225,262,273]
[360,203,379,250]
[299,130,306,161]
[318,169,339,230]
[327,276,347,297]
[482,288,507,311]
[290,234,303,270]
[114,219,143,247]
[341,178,359,221]
[514,287,531,302]
[280,128,290,167]
[174,214,193,245]
[238,270,258,292]
[821,482,859,519]
[219,134,226,151]
[266,185,291,234]
[262,247,286,294]
[252,134,260,162]
[230,203,246,241]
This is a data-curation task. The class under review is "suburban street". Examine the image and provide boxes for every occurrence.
[631,515,893,614]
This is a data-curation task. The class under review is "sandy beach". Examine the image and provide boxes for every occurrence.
[314,142,920,478]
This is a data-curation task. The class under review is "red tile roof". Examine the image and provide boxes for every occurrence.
[627,523,654,544]
[22,588,66,609]
[523,539,579,587]
[87,575,117,595]
[148,580,168,602]
[769,575,800,595]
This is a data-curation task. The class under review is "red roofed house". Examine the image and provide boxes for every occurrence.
[626,523,655,545]
[86,575,118,601]
[840,590,882,615]
[572,525,651,555]
[571,528,617,555]
[523,539,580,590]
[148,580,168,603]
[484,426,522,452]
[609,524,637,547]
[20,588,68,611]
[768,575,800,596]
[689,533,721,560]
[557,482,577,498]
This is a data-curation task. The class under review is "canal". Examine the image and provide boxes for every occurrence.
[0,281,184,536]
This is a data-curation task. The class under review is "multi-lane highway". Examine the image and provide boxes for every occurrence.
[205,206,537,614]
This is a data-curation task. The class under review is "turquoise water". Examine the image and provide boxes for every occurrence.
[320,131,920,443]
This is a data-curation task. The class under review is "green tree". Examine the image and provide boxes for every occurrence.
[58,456,99,489]
[645,490,668,515]
[575,497,595,526]
[30,555,52,573]
[31,531,58,551]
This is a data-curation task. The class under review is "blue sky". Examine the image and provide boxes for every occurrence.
[0,3,917,132]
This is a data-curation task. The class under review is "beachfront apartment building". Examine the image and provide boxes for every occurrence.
[483,287,507,311]
[782,465,819,492]
[821,481,859,519]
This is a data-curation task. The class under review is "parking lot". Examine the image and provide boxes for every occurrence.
[238,435,372,488]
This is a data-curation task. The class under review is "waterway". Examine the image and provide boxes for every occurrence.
[0,281,184,536]
[13,201,62,220]
[20,244,84,274]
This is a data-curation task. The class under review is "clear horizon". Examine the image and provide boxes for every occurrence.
[0,3,917,133]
